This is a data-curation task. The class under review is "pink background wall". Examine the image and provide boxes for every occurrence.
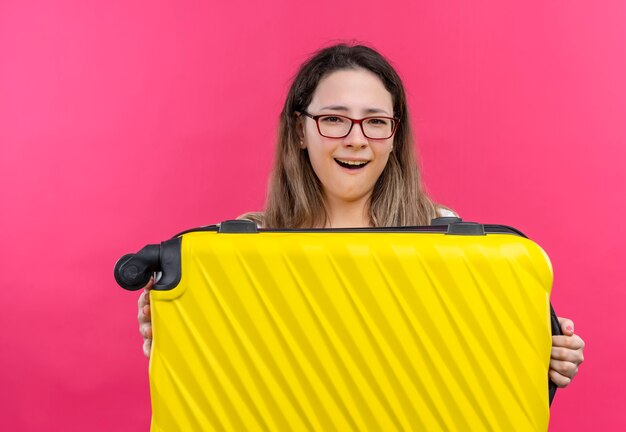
[1,1,624,430]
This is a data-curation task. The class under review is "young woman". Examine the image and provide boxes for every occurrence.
[137,43,584,388]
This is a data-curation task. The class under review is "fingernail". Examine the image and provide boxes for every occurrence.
[566,325,574,333]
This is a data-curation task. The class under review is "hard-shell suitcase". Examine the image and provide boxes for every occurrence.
[115,219,561,431]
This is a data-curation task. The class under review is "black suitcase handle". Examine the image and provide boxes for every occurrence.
[114,245,159,291]
[114,238,181,291]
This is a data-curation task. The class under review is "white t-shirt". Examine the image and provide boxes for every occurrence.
[437,208,458,218]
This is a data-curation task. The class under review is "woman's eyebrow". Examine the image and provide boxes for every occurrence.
[364,108,391,115]
[319,105,391,115]
[319,105,349,112]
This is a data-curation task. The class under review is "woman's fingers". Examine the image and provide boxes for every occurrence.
[143,278,153,302]
[138,296,151,323]
[550,358,579,378]
[138,277,154,357]
[143,338,152,358]
[552,334,585,352]
[549,368,572,388]
[138,278,153,321]
[551,346,585,364]
[557,316,574,335]
[549,327,584,388]
[139,322,152,339]
[551,333,585,364]
[551,335,584,371]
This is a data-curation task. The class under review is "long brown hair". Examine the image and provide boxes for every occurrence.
[246,43,441,228]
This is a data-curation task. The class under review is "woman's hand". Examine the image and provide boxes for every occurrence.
[550,317,585,387]
[137,278,153,358]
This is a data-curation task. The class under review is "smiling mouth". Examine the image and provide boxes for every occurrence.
[334,159,370,169]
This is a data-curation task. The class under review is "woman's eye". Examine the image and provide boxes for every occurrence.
[367,118,390,126]
[321,116,345,124]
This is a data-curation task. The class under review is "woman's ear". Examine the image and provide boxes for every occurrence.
[295,113,306,148]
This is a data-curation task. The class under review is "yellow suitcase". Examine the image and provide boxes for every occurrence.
[115,219,558,431]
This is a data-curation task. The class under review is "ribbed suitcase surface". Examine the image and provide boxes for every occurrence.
[148,230,553,431]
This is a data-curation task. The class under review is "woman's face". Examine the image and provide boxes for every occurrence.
[301,68,394,207]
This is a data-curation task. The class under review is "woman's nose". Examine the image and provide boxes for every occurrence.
[343,123,368,148]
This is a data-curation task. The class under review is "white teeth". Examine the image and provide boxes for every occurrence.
[336,159,368,166]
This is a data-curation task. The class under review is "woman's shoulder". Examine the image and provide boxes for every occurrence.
[436,207,459,218]
[237,211,265,228]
